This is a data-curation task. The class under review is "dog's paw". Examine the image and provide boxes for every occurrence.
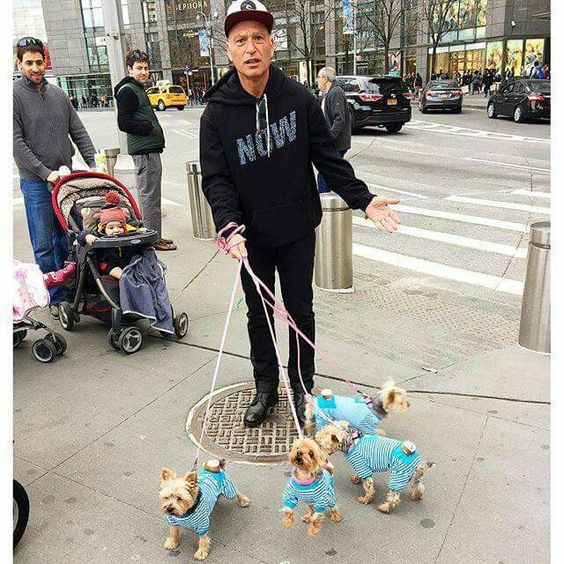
[411,489,423,501]
[377,502,392,514]
[282,517,294,528]
[307,522,322,537]
[350,474,361,485]
[301,514,312,523]
[236,494,250,508]
[193,548,208,560]
[328,510,342,523]
[376,428,386,437]
[357,495,372,505]
[164,537,179,550]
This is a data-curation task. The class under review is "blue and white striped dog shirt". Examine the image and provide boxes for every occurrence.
[314,394,383,434]
[283,469,337,513]
[166,469,238,536]
[345,434,421,492]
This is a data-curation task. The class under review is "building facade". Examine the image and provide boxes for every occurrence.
[20,0,549,100]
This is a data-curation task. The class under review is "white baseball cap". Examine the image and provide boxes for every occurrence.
[224,0,274,37]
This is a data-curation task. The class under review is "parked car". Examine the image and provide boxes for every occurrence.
[419,79,462,113]
[146,82,187,111]
[336,75,412,133]
[487,79,550,122]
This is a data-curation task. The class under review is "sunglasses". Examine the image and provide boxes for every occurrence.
[17,37,43,48]
[256,97,267,131]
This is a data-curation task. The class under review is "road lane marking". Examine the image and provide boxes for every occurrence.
[353,244,523,295]
[367,183,427,199]
[393,204,529,232]
[463,157,550,173]
[162,197,184,207]
[352,216,527,258]
[512,189,551,199]
[445,196,550,214]
[171,128,198,139]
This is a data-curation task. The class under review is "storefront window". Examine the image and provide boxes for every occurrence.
[85,35,109,72]
[485,41,503,72]
[505,39,523,76]
[524,38,544,75]
[464,48,483,72]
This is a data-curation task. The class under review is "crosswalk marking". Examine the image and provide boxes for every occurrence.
[463,157,550,173]
[352,216,527,258]
[445,196,550,214]
[512,189,551,199]
[171,128,198,139]
[162,197,184,207]
[393,204,529,232]
[367,183,427,200]
[353,244,524,295]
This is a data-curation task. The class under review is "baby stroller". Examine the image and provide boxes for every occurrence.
[52,171,189,354]
[13,259,67,362]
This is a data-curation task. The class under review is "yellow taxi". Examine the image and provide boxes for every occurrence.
[146,81,187,111]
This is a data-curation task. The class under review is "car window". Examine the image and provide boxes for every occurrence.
[429,80,458,89]
[146,87,158,95]
[169,86,184,94]
[529,81,551,94]
[513,83,525,94]
[503,84,515,94]
[341,80,361,93]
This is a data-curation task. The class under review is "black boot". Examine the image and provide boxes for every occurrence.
[244,390,279,428]
[293,391,307,425]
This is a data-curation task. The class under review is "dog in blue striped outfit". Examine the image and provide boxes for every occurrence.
[304,379,410,438]
[282,438,343,536]
[159,461,249,560]
[316,422,434,514]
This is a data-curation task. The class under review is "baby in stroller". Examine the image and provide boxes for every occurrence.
[53,172,188,354]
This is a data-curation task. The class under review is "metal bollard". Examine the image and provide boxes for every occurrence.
[101,148,120,176]
[314,193,353,292]
[186,162,215,240]
[113,154,139,202]
[518,221,550,354]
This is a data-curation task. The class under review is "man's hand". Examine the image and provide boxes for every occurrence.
[364,197,401,233]
[227,233,248,260]
[47,170,60,184]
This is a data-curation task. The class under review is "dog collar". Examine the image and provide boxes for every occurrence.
[176,489,203,518]
[293,470,323,486]
[370,397,386,419]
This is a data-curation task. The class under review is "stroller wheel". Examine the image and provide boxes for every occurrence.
[31,338,57,363]
[107,329,121,351]
[58,302,75,331]
[13,330,27,348]
[174,313,189,339]
[45,332,67,355]
[118,327,143,354]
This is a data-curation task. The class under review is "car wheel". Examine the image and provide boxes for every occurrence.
[514,105,525,123]
[177,106,185,111]
[31,338,57,363]
[487,103,497,119]
[118,326,143,354]
[157,99,166,111]
[385,123,403,134]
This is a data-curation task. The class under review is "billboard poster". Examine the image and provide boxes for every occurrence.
[389,51,401,76]
[198,29,210,57]
[342,0,354,35]
[524,38,544,74]
[273,28,288,51]
[458,0,486,30]
[485,41,503,71]
[505,39,523,76]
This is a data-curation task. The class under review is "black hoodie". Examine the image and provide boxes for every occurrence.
[200,65,374,248]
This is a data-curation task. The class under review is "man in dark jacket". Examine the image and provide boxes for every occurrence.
[200,0,400,428]
[315,66,351,193]
[13,37,96,311]
[115,50,176,251]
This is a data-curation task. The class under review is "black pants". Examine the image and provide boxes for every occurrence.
[240,232,316,394]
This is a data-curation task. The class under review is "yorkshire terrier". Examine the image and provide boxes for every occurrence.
[159,460,249,560]
[282,438,343,536]
[316,422,434,514]
[304,379,410,438]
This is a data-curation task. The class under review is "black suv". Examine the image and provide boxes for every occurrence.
[336,75,412,133]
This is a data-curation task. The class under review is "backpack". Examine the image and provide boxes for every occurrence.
[537,68,545,79]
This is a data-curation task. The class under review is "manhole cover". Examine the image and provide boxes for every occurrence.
[186,382,299,464]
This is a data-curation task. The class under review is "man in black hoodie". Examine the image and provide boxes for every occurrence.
[200,0,400,428]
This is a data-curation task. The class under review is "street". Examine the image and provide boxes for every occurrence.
[13,97,550,563]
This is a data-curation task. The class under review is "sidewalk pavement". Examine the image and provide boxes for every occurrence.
[13,198,549,563]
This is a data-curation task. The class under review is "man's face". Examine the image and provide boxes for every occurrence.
[128,61,149,84]
[316,73,329,92]
[17,51,46,85]
[227,21,274,82]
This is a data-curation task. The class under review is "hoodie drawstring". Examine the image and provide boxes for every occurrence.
[256,95,272,157]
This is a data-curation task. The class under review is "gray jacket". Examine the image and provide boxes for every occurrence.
[322,83,351,152]
[13,76,96,181]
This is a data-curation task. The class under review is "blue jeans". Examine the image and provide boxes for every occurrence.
[20,179,72,305]
[317,150,347,194]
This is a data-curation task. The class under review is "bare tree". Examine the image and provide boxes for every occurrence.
[420,0,458,77]
[363,0,403,74]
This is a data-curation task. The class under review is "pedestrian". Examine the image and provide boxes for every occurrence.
[115,49,177,251]
[13,37,96,314]
[483,70,493,97]
[530,60,541,79]
[414,72,423,99]
[200,0,400,427]
[315,67,351,194]
[542,64,550,80]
